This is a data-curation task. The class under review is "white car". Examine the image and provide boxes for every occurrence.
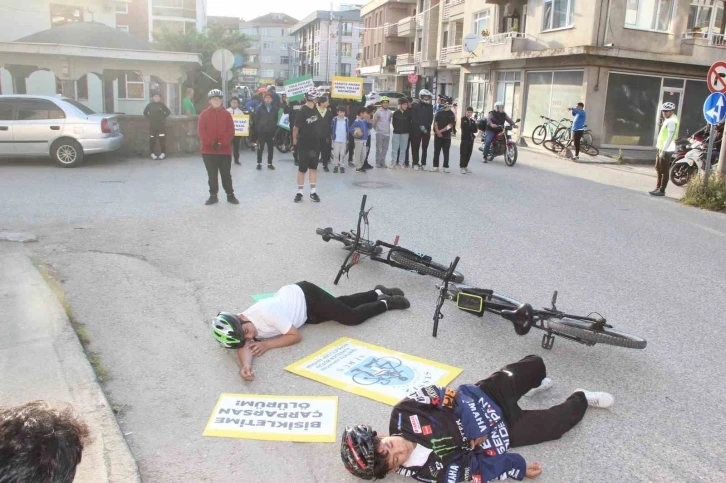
[365,91,409,109]
[0,95,123,167]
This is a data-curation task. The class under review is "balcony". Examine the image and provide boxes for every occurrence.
[396,53,415,64]
[681,30,725,65]
[384,23,398,37]
[438,45,462,66]
[442,0,465,22]
[397,16,416,37]
[416,13,424,30]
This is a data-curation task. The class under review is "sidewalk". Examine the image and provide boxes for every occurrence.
[0,248,140,483]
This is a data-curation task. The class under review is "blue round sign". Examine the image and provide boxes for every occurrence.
[703,92,726,125]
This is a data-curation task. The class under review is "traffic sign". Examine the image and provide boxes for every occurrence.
[211,49,234,73]
[703,92,726,125]
[408,72,419,84]
[707,61,726,93]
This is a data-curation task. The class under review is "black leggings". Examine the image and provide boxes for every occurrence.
[256,132,275,164]
[296,281,386,326]
[476,355,588,448]
[572,130,583,156]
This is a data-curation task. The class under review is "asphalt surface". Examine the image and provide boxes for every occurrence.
[1,141,724,483]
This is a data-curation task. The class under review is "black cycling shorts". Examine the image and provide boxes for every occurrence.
[297,143,320,173]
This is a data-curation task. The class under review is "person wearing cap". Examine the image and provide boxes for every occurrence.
[211,284,410,381]
[373,97,393,168]
[227,97,244,165]
[651,102,679,197]
[198,90,238,205]
[292,89,323,202]
[340,355,615,482]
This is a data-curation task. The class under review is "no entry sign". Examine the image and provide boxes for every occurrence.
[408,72,419,84]
[708,61,726,93]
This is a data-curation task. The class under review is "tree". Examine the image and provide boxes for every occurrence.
[153,25,249,106]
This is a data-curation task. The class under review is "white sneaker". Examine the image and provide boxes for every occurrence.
[413,164,420,171]
[466,168,473,174]
[159,153,166,160]
[575,389,614,409]
[443,168,450,173]
[150,153,158,160]
[460,168,467,174]
[524,377,553,397]
[429,167,439,172]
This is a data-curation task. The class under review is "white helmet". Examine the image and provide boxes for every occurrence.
[494,101,504,109]
[661,102,676,112]
[419,89,433,99]
[304,88,320,101]
[208,89,223,99]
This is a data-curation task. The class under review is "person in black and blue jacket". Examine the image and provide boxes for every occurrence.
[341,355,613,482]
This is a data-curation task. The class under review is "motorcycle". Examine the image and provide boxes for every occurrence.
[478,119,520,166]
[670,140,720,187]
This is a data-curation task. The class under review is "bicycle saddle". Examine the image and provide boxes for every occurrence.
[500,303,533,336]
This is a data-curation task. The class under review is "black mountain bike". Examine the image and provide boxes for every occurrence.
[432,257,647,350]
[316,195,465,285]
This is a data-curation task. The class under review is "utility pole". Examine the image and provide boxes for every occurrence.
[718,123,726,177]
[326,2,333,84]
[337,14,343,77]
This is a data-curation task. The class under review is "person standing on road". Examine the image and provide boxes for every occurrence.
[451,102,458,136]
[182,87,196,115]
[331,105,350,173]
[391,98,411,168]
[198,89,238,205]
[252,92,279,171]
[349,107,373,173]
[373,97,393,168]
[480,101,515,163]
[651,102,679,197]
[460,106,477,174]
[410,89,434,170]
[292,89,322,203]
[568,103,587,160]
[143,92,171,160]
[341,355,614,482]
[317,96,334,172]
[227,97,244,165]
[431,96,456,173]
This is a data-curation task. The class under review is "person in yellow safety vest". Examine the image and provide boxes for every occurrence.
[651,102,679,197]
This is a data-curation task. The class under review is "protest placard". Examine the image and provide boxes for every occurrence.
[283,74,315,102]
[331,76,364,100]
[233,114,250,137]
[203,394,338,442]
[277,110,290,131]
[286,338,462,406]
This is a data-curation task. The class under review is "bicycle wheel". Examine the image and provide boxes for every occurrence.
[531,125,547,145]
[554,127,572,147]
[547,318,647,349]
[389,249,465,283]
[582,130,594,147]
[275,129,291,153]
[582,144,599,156]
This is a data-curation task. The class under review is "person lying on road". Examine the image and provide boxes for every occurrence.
[341,355,614,482]
[212,282,410,381]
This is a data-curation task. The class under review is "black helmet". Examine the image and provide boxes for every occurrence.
[341,425,376,480]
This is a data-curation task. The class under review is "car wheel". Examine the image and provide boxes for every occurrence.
[51,138,84,168]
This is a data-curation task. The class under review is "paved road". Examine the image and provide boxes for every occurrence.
[0,142,724,483]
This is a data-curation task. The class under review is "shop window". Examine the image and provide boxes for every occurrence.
[603,72,660,146]
[681,79,711,136]
[522,70,584,135]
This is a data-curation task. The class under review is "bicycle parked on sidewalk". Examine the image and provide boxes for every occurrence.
[531,116,571,145]
[316,195,465,284]
[543,127,599,157]
[432,257,647,350]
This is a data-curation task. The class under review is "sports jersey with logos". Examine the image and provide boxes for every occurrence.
[389,384,526,483]
[296,104,320,146]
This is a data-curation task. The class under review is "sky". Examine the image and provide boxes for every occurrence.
[207,0,357,23]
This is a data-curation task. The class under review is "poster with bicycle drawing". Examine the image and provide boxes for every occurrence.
[285,338,462,406]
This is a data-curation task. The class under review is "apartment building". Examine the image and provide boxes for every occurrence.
[289,9,363,84]
[239,13,298,87]
[359,0,416,92]
[115,0,207,42]
[444,0,715,149]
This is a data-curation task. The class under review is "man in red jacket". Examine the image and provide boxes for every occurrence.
[198,89,239,205]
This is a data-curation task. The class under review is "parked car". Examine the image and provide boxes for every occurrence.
[0,95,123,168]
[365,91,409,109]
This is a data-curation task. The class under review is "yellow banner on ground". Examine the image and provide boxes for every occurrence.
[203,394,338,442]
[331,76,364,100]
[233,114,250,137]
[286,337,462,406]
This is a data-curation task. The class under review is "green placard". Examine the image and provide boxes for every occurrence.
[283,74,315,102]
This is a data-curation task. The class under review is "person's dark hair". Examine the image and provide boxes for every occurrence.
[577,102,584,108]
[398,98,408,105]
[372,434,390,479]
[337,104,346,112]
[466,106,474,112]
[317,96,329,105]
[0,401,89,483]
[264,92,273,99]
[357,106,367,116]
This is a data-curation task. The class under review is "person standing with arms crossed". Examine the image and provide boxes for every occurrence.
[373,97,393,168]
[143,92,171,160]
[227,97,244,165]
[568,102,586,160]
[198,89,238,205]
[252,92,279,171]
[431,96,456,173]
[651,102,679,197]
[459,106,477,174]
[292,89,322,203]
[410,89,434,170]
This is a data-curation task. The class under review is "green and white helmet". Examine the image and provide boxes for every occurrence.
[211,312,246,348]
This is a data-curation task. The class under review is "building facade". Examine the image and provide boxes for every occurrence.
[115,0,207,42]
[359,0,416,92]
[290,9,363,85]
[239,13,298,88]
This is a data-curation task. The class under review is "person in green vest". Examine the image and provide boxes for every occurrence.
[182,87,196,116]
[651,102,679,197]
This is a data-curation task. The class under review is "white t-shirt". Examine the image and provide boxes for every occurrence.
[402,443,432,469]
[242,284,308,339]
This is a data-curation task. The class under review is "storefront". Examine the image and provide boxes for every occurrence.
[495,71,522,122]
[522,70,584,135]
[463,72,490,117]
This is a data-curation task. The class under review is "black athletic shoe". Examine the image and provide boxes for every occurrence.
[205,195,218,205]
[375,285,405,297]
[227,194,239,204]
[340,167,346,174]
[323,165,330,172]
[652,190,665,197]
[404,162,410,168]
[234,160,241,165]
[268,164,275,170]
[381,295,411,310]
[294,193,303,203]
[256,163,262,170]
[363,162,374,170]
[310,192,321,202]
[355,167,367,173]
[333,165,339,173]
[348,161,355,167]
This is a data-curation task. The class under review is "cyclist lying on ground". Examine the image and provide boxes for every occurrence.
[212,282,410,381]
[341,355,613,482]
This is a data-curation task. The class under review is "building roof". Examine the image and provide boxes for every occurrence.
[289,10,361,34]
[16,22,153,51]
[241,13,299,26]
[207,16,242,28]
